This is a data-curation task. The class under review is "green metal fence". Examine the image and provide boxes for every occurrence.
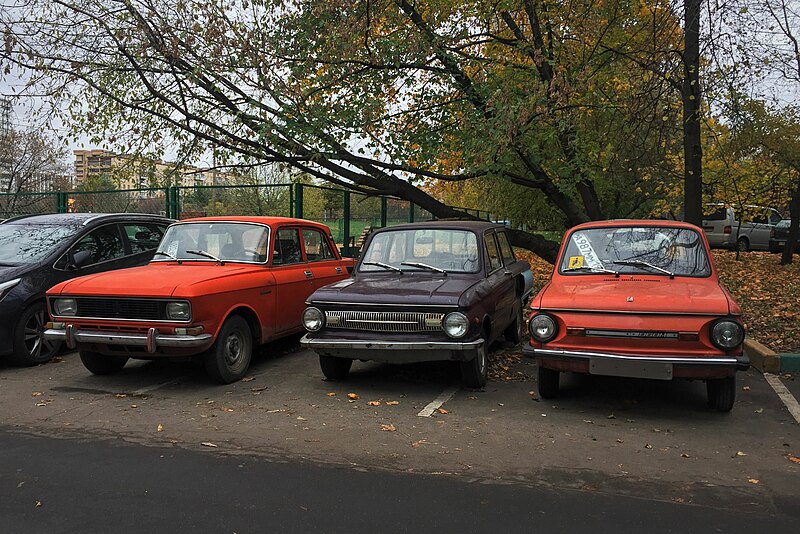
[1,183,504,256]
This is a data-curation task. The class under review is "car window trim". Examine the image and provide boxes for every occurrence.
[301,227,337,263]
[483,230,503,274]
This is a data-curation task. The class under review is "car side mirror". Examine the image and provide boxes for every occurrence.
[68,250,92,270]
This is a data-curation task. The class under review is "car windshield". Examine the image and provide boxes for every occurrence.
[154,222,270,263]
[359,228,480,273]
[560,226,711,277]
[0,223,78,265]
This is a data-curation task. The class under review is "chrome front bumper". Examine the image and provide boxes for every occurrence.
[301,335,484,363]
[44,327,212,353]
[522,344,750,371]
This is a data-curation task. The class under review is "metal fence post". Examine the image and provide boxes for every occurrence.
[294,184,303,219]
[56,192,68,213]
[342,191,351,257]
[289,183,294,218]
[380,196,387,227]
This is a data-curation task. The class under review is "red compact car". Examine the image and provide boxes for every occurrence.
[522,220,749,411]
[45,217,354,383]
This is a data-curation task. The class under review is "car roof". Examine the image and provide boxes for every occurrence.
[569,219,702,231]
[0,212,173,226]
[371,220,504,233]
[178,215,332,231]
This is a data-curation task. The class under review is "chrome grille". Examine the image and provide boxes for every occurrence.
[326,311,444,332]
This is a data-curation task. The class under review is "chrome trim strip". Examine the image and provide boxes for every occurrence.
[310,301,456,308]
[300,336,484,351]
[44,328,212,349]
[532,347,739,366]
[535,308,728,317]
[326,310,444,332]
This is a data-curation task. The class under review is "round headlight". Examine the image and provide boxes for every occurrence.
[443,312,469,338]
[302,307,325,332]
[529,313,557,343]
[711,320,744,349]
[53,298,77,316]
[166,301,191,321]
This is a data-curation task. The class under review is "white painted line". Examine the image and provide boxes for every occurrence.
[764,373,800,424]
[417,386,459,417]
[132,381,176,396]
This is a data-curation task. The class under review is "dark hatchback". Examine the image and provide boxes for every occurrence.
[768,219,800,253]
[0,213,173,365]
[300,221,533,387]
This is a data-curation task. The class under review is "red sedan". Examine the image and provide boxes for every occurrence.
[523,220,749,411]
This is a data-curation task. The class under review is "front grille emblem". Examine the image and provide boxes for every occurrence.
[627,296,634,302]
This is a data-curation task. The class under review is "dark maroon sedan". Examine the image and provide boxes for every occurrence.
[300,221,532,387]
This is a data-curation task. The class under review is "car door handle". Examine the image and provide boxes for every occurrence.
[304,270,313,278]
[335,267,343,274]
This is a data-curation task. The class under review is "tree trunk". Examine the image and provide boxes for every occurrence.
[682,0,703,227]
[781,178,800,265]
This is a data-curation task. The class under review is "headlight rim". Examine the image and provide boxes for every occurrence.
[528,313,558,343]
[53,297,78,317]
[443,311,469,339]
[302,306,325,332]
[166,301,191,321]
[710,318,744,350]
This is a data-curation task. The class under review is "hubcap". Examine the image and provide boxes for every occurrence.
[224,333,243,366]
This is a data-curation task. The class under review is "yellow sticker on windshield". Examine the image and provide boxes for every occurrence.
[568,256,585,269]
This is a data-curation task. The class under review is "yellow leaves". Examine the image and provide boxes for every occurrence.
[380,423,397,432]
[347,393,359,400]
[327,392,336,397]
[156,424,164,432]
[368,401,381,406]
[789,456,800,464]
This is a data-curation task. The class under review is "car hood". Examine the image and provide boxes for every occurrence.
[309,273,478,307]
[539,276,733,315]
[50,262,261,298]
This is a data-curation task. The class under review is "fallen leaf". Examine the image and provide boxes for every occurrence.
[241,377,255,382]
[736,451,747,457]
[607,414,616,419]
[297,416,306,421]
[742,385,751,391]
[681,453,690,458]
[201,442,218,448]
[754,408,764,414]
[156,424,164,432]
[788,456,800,464]
[31,392,42,397]
[35,501,42,508]
[250,386,267,393]
[616,439,623,443]
[748,479,759,484]
[497,403,504,407]
[411,439,427,448]
[347,393,359,400]
[223,408,234,412]
[130,404,137,408]
[385,401,400,405]
[583,420,594,424]
[114,393,127,398]
[327,392,336,397]
[645,444,653,449]
[438,408,448,414]
[368,401,381,406]
[380,423,397,432]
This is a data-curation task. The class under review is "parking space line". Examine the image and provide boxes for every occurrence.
[132,381,177,396]
[417,386,459,417]
[764,373,800,424]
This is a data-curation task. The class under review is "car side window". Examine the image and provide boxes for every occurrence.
[273,228,302,265]
[484,231,502,272]
[124,224,167,254]
[72,225,126,266]
[302,228,335,262]
[768,210,783,225]
[497,231,516,265]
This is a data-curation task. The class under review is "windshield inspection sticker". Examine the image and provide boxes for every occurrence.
[568,256,585,269]
[571,233,603,268]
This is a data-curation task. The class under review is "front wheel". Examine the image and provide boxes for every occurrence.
[460,333,488,388]
[11,302,61,366]
[736,237,749,253]
[204,315,253,384]
[80,350,129,375]
[707,376,736,412]
[319,355,352,380]
[537,365,560,399]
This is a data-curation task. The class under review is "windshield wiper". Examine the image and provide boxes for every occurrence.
[186,249,224,264]
[613,260,674,278]
[563,265,619,277]
[362,261,403,274]
[153,250,179,262]
[401,261,447,275]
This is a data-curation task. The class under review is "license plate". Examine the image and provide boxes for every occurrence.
[589,358,673,380]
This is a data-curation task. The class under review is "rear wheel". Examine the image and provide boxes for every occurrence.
[319,355,352,380]
[460,332,488,388]
[736,237,749,252]
[204,315,253,384]
[10,302,61,366]
[537,365,560,399]
[707,376,736,412]
[80,350,129,375]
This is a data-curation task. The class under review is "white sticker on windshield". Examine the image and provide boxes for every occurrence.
[571,233,603,268]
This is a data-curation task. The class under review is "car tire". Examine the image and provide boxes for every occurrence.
[79,350,129,375]
[319,355,352,380]
[736,237,749,253]
[707,376,736,412]
[503,306,524,345]
[537,365,560,399]
[460,332,488,388]
[10,302,62,366]
[204,315,253,384]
